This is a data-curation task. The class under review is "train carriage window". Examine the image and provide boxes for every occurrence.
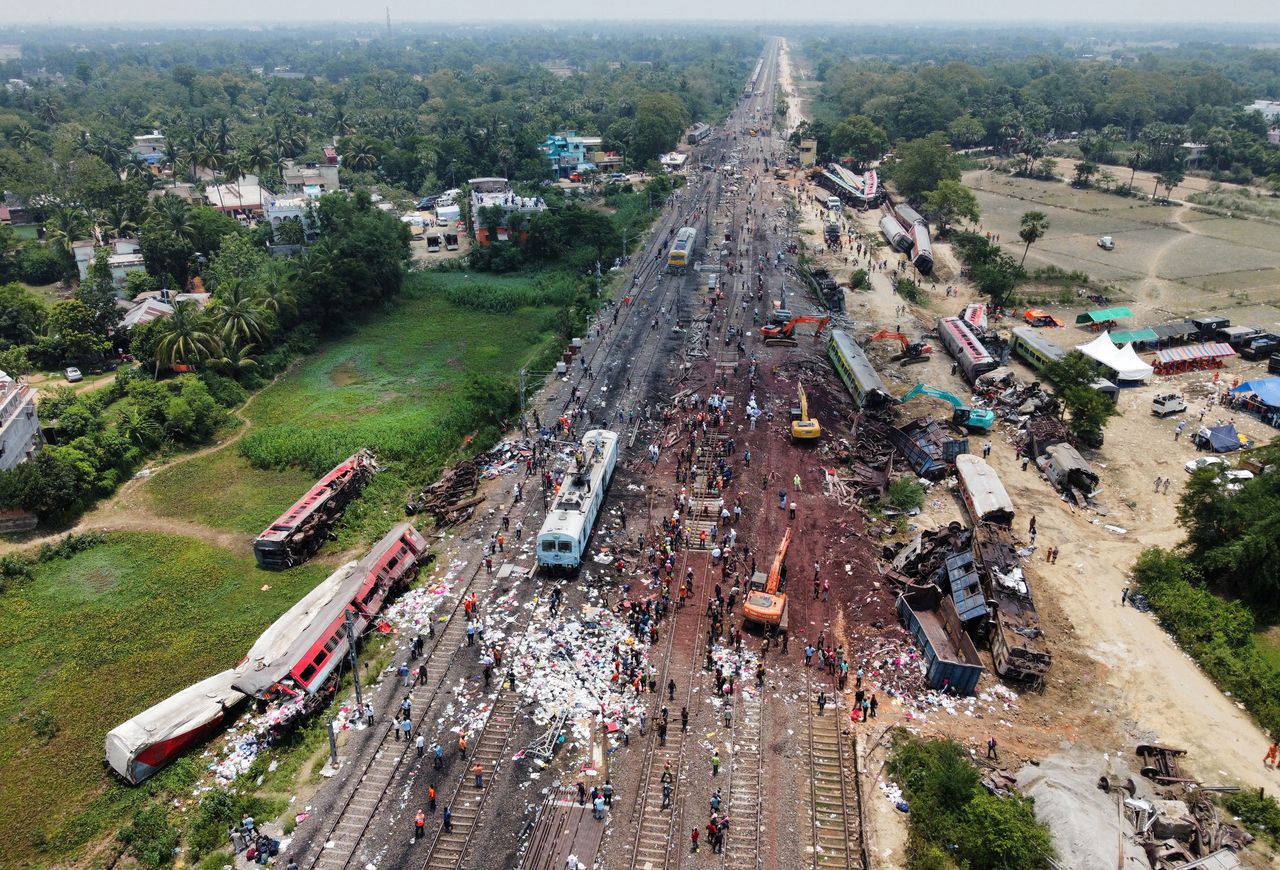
[313,649,328,666]
[557,541,573,552]
[541,541,556,552]
[299,664,317,682]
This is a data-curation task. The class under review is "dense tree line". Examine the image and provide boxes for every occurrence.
[0,26,752,203]
[800,32,1280,184]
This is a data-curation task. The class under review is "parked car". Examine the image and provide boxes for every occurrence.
[64,366,83,383]
[1222,469,1254,491]
[1098,236,1115,251]
[608,172,626,181]
[1151,394,1187,417]
[1241,334,1280,361]
[1185,455,1230,474]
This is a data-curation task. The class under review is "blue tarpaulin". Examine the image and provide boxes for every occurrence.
[1200,423,1246,453]
[1231,377,1280,408]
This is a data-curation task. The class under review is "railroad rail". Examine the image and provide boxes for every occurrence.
[805,669,863,870]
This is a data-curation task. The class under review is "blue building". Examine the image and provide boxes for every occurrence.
[541,131,603,178]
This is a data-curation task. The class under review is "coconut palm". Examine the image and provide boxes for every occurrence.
[254,261,297,323]
[242,141,272,178]
[208,281,268,347]
[7,121,36,150]
[153,300,221,370]
[1018,211,1050,268]
[151,195,196,241]
[212,341,259,374]
[43,207,92,256]
[340,137,379,172]
[117,404,163,448]
[96,204,138,241]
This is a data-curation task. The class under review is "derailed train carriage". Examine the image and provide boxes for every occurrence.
[252,449,378,569]
[105,523,428,784]
[537,429,619,570]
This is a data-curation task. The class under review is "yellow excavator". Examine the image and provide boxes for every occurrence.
[791,383,821,440]
[743,527,791,627]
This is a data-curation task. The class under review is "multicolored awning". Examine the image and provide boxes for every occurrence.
[1153,342,1236,364]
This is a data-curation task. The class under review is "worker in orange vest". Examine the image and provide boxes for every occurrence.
[414,809,426,841]
[458,733,467,757]
[427,785,437,812]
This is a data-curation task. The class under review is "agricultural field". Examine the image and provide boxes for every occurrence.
[965,170,1280,316]
[143,271,567,542]
[0,533,332,863]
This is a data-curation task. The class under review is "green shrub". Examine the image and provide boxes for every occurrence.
[886,477,925,512]
[117,805,179,869]
[188,790,283,860]
[1224,789,1280,843]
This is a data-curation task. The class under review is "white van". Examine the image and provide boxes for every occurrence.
[826,196,842,211]
[1151,394,1187,417]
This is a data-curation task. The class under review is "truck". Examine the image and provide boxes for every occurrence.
[1151,394,1187,417]
[444,232,459,251]
[426,234,441,253]
[825,196,842,212]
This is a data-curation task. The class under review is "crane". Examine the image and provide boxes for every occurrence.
[762,315,831,347]
[869,329,933,364]
[899,383,995,431]
[791,383,821,440]
[743,526,791,627]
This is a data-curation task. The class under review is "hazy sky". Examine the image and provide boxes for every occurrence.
[5,0,1280,24]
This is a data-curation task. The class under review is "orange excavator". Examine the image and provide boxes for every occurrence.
[743,526,791,627]
[869,329,933,365]
[762,315,831,347]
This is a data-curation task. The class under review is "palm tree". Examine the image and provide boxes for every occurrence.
[254,261,297,324]
[8,121,36,150]
[151,195,196,241]
[212,341,259,375]
[213,117,234,156]
[341,137,379,172]
[1018,211,1050,268]
[208,281,268,347]
[330,107,355,137]
[117,405,163,448]
[96,204,138,241]
[153,300,221,370]
[44,207,92,257]
[1126,148,1144,190]
[242,141,272,178]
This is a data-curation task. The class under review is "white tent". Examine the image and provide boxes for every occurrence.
[1075,332,1153,381]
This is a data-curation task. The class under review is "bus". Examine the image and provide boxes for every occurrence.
[667,227,697,273]
[827,330,891,409]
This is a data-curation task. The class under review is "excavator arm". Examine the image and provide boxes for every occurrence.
[766,527,792,595]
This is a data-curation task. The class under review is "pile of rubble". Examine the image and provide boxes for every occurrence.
[406,457,483,526]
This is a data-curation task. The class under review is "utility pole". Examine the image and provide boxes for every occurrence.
[385,6,391,38]
[344,609,363,710]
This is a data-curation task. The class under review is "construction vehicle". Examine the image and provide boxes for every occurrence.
[791,383,821,440]
[899,383,995,431]
[743,527,791,627]
[762,314,830,347]
[869,329,933,365]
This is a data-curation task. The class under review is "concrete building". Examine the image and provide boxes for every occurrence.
[132,130,167,165]
[541,131,603,178]
[659,152,688,172]
[1181,142,1210,167]
[468,178,547,245]
[74,238,146,286]
[205,174,267,215]
[799,138,818,168]
[1246,100,1280,123]
[281,162,340,197]
[264,196,316,244]
[0,370,39,472]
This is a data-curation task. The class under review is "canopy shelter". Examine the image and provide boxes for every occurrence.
[1109,328,1158,346]
[1231,377,1280,409]
[1151,321,1198,342]
[1076,332,1153,382]
[1076,306,1133,326]
[1152,342,1236,375]
[1194,422,1251,453]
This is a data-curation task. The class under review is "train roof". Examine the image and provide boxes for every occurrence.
[105,669,245,783]
[232,561,361,697]
[938,317,995,363]
[829,330,891,399]
[955,454,1015,523]
[894,203,927,227]
[256,450,374,543]
[1011,326,1066,362]
[549,430,618,514]
[878,214,907,237]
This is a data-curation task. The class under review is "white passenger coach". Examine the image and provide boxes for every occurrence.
[537,429,619,569]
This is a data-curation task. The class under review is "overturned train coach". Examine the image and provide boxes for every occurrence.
[253,449,378,569]
[105,522,428,784]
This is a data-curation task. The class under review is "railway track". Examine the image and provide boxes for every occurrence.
[805,669,863,870]
[722,666,764,869]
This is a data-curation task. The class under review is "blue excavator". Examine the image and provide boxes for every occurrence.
[899,383,995,431]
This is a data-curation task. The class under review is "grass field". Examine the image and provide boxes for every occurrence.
[0,533,332,865]
[144,271,564,540]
